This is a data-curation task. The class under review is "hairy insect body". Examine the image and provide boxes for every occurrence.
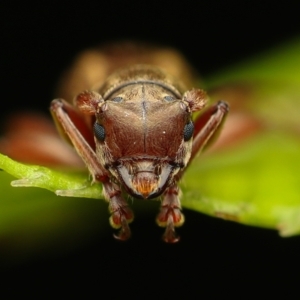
[51,43,229,242]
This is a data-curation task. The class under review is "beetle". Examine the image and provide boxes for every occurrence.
[49,43,229,243]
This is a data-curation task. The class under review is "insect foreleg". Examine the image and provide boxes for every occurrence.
[191,101,229,161]
[50,99,134,240]
[156,184,184,243]
[50,99,107,183]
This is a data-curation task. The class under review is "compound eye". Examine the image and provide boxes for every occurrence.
[164,95,174,102]
[183,121,194,141]
[112,96,123,102]
[94,122,105,141]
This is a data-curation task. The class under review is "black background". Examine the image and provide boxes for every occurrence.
[1,1,300,296]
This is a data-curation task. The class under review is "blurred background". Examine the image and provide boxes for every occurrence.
[1,1,300,295]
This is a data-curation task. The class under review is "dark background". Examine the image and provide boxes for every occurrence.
[1,1,300,295]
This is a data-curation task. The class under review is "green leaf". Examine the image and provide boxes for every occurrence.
[0,154,110,263]
[206,38,300,132]
[182,132,300,236]
[0,153,102,198]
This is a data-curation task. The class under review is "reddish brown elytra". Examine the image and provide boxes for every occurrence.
[50,43,229,243]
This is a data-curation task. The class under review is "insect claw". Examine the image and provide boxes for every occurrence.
[162,215,180,243]
[113,216,131,241]
[109,195,134,241]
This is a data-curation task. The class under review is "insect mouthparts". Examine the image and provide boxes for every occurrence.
[116,161,174,200]
[131,171,160,199]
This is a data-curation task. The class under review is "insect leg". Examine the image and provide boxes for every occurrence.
[51,99,134,240]
[155,101,228,242]
[103,182,134,241]
[50,99,133,240]
[156,184,184,243]
[191,101,229,163]
[50,99,107,182]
